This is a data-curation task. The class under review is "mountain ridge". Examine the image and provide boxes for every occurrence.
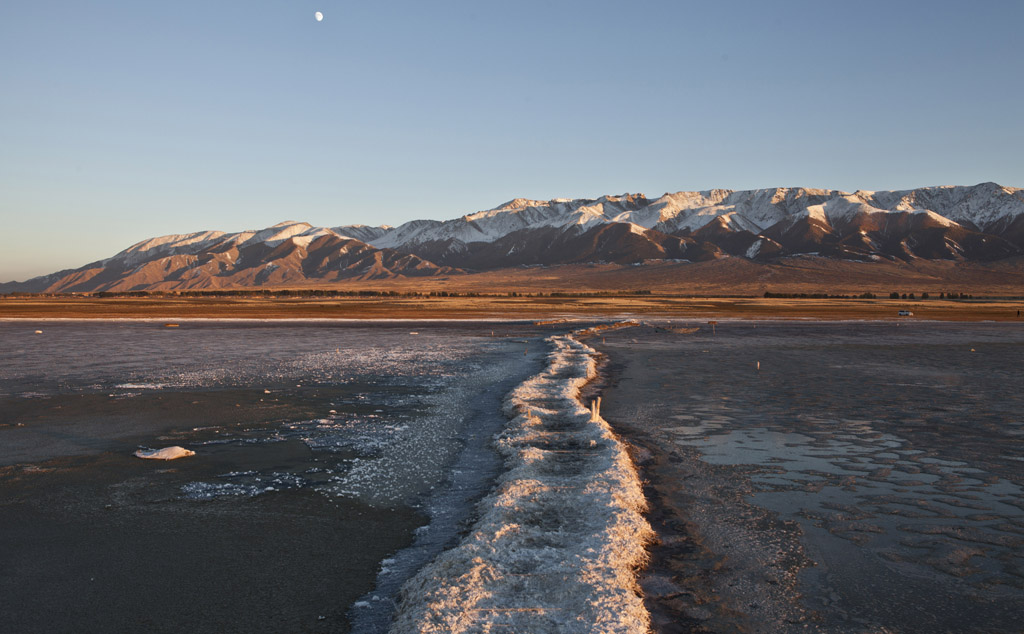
[335,183,1023,251]
[4,183,1023,293]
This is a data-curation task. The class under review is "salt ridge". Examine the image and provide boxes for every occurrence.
[389,333,652,633]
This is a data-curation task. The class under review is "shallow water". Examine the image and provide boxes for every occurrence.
[596,321,1024,633]
[0,320,549,633]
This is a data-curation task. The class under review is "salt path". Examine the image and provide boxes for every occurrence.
[390,332,653,633]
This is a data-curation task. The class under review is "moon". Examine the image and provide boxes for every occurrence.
[314,11,323,21]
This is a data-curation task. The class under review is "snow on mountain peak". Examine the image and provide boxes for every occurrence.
[114,230,228,267]
[492,198,548,212]
[239,221,330,248]
[334,183,1022,252]
[108,222,342,269]
[92,182,1024,275]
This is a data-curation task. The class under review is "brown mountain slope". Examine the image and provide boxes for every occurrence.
[18,235,461,293]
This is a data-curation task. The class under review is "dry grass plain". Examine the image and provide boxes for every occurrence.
[2,294,1022,322]
[4,258,1023,321]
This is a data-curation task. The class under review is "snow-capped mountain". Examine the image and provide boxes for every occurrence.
[338,184,1023,249]
[334,194,654,251]
[7,222,459,293]
[336,183,1024,267]
[3,183,1022,293]
[108,222,338,269]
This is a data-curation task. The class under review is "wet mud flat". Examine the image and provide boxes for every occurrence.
[0,383,426,634]
[0,321,550,633]
[589,321,1024,633]
[0,444,421,634]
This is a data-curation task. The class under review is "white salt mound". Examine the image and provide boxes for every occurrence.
[389,333,653,633]
[134,446,195,460]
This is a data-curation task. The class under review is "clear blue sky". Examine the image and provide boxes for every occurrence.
[2,0,1022,281]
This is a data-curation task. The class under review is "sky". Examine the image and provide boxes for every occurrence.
[2,0,1022,281]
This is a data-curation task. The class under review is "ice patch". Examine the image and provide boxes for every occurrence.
[135,446,195,460]
[181,471,308,499]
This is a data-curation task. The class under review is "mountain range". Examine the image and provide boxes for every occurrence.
[5,183,1023,293]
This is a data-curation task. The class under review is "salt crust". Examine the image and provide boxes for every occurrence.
[389,334,653,633]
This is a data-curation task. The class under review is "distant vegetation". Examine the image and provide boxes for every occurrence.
[763,292,877,299]
[886,292,975,300]
[759,291,992,300]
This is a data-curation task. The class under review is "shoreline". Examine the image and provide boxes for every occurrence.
[579,329,698,632]
[2,296,1024,322]
[581,340,751,633]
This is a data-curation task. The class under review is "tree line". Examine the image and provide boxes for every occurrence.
[887,292,975,300]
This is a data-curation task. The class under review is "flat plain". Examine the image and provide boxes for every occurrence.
[2,294,1022,322]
